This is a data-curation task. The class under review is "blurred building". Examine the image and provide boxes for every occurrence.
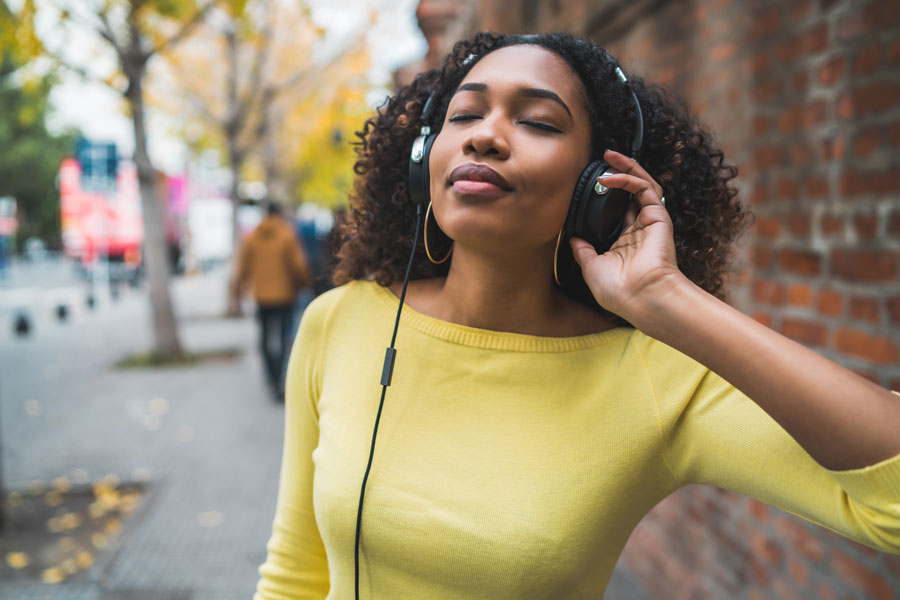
[406,0,900,597]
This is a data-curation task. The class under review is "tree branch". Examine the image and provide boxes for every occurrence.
[149,2,214,58]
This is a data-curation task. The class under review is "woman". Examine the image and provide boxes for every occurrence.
[255,32,900,599]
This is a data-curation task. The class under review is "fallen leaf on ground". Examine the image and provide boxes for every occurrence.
[6,552,30,569]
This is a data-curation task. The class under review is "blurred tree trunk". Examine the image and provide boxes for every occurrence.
[123,30,182,355]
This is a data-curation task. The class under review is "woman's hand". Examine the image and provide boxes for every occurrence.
[569,150,688,327]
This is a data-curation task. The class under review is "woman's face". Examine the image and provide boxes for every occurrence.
[428,44,593,252]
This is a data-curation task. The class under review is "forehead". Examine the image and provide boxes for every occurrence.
[457,45,586,107]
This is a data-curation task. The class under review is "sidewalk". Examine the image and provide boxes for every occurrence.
[0,267,650,599]
[1,268,284,599]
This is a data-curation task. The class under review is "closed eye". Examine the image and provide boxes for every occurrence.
[448,114,481,123]
[520,121,562,133]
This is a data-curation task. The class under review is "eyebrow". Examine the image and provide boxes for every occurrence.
[455,82,573,120]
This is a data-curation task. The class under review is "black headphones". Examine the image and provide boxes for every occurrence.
[407,60,644,294]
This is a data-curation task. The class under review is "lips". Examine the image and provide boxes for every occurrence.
[449,163,512,191]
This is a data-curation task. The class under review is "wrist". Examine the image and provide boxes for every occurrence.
[627,271,700,339]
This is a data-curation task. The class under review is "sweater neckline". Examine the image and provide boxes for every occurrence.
[366,281,631,353]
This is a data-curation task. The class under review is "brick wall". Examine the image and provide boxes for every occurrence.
[412,0,900,597]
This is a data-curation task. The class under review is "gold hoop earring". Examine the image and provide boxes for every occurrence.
[424,200,452,264]
[553,229,564,285]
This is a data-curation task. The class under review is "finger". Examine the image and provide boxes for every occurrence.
[569,237,598,267]
[596,172,664,210]
[603,149,663,198]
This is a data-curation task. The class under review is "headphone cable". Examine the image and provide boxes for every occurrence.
[354,201,424,600]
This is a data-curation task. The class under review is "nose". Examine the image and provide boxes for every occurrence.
[464,115,511,159]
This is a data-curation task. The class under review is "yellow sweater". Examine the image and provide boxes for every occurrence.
[255,280,900,599]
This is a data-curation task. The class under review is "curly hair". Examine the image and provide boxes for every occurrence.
[332,31,750,321]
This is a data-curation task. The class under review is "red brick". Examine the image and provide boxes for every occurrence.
[838,0,900,41]
[884,549,900,574]
[793,70,808,94]
[753,279,784,305]
[773,578,803,600]
[748,498,769,521]
[749,51,770,74]
[802,23,829,53]
[832,549,896,600]
[791,0,813,21]
[752,79,781,103]
[852,126,882,158]
[775,177,798,199]
[786,554,809,586]
[790,142,814,167]
[889,122,900,146]
[890,210,900,235]
[788,283,813,307]
[755,145,783,168]
[817,56,845,86]
[788,211,811,236]
[750,182,769,205]
[751,114,770,135]
[778,248,822,276]
[853,41,882,75]
[830,249,899,282]
[838,167,900,197]
[836,82,900,119]
[887,296,900,325]
[889,38,900,64]
[820,212,844,236]
[820,134,845,160]
[749,9,781,42]
[816,581,841,600]
[754,215,781,239]
[782,317,828,346]
[752,311,773,327]
[710,41,737,62]
[775,517,825,562]
[849,296,880,323]
[817,288,844,316]
[834,328,900,365]
[853,210,878,239]
[753,245,775,269]
[805,176,828,198]
[778,101,826,132]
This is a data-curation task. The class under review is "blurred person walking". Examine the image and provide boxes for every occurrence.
[231,202,311,401]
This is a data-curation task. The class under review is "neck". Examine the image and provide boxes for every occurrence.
[429,242,570,335]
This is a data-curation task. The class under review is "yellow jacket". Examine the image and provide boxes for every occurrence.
[232,215,311,306]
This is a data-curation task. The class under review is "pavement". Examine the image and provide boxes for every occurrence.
[0,261,651,599]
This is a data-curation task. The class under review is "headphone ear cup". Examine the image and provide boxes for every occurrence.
[408,133,437,206]
[565,161,604,239]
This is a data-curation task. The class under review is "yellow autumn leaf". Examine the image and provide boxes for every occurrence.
[61,557,78,574]
[76,551,94,569]
[41,567,65,584]
[6,552,30,569]
[57,537,76,552]
[52,476,72,492]
[91,532,108,549]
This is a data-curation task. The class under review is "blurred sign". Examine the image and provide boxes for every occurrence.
[0,196,17,235]
[76,138,119,191]
[59,158,143,263]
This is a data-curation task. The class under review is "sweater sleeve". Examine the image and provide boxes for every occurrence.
[254,292,334,599]
[638,333,900,554]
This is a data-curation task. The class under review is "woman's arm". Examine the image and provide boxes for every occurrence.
[573,149,900,472]
[636,275,900,471]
